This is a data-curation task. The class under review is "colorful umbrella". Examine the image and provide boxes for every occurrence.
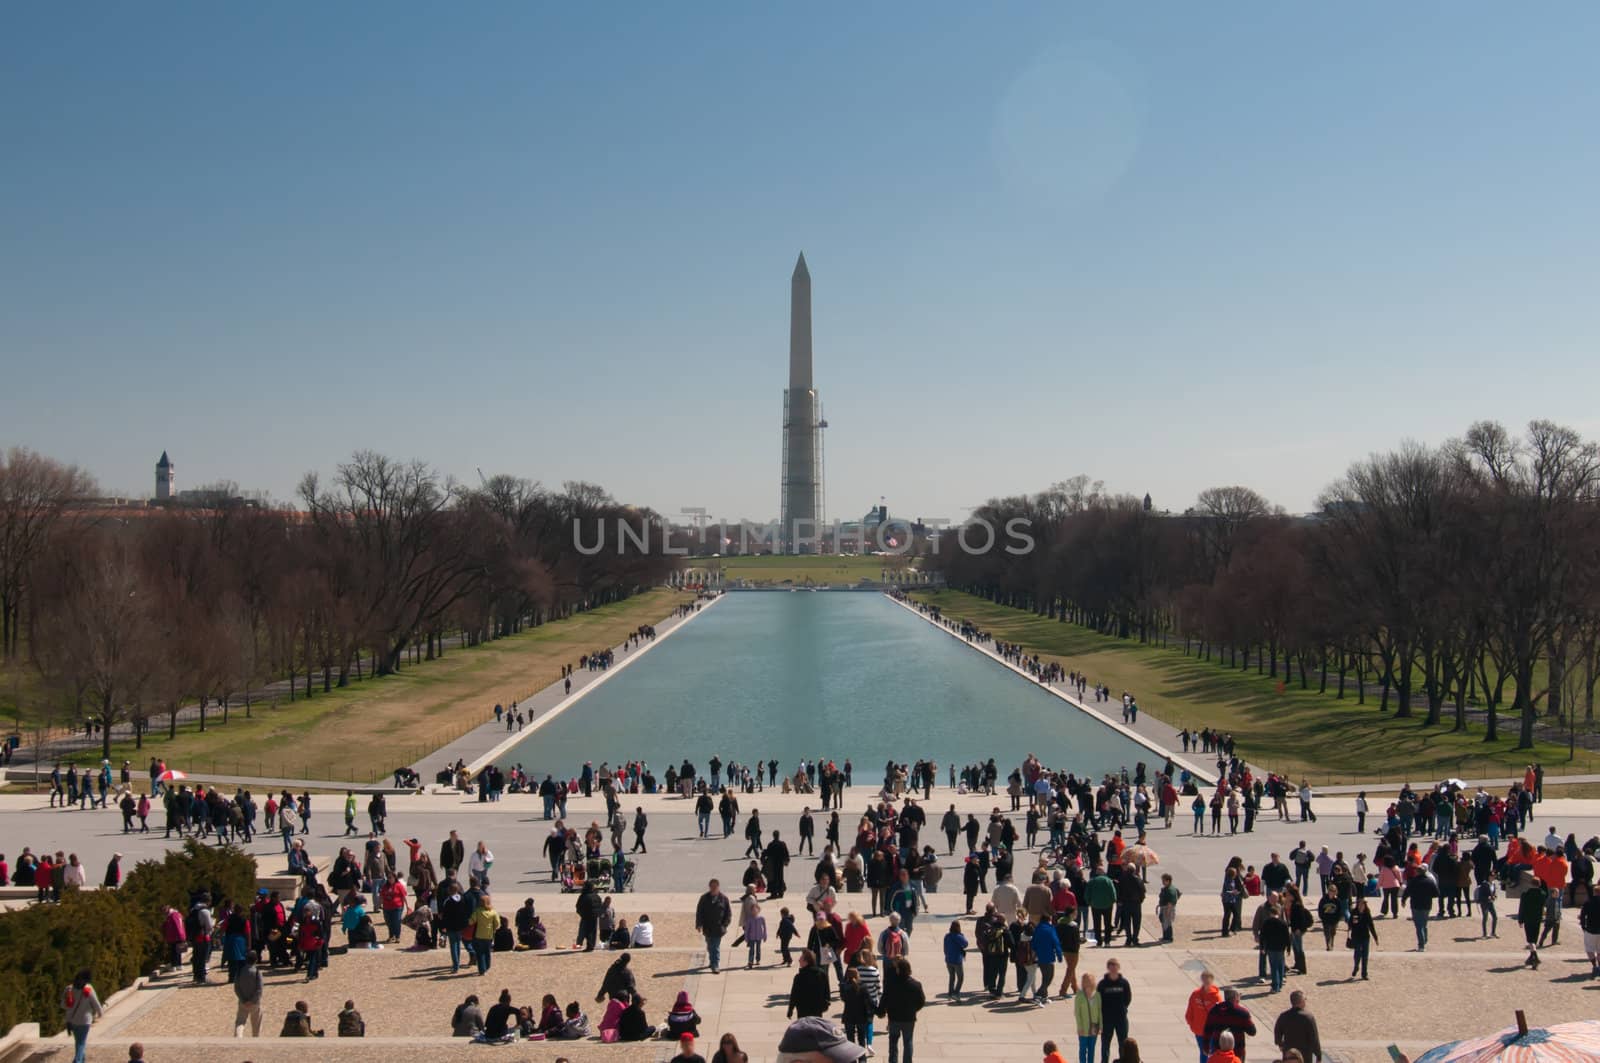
[1124,843,1160,869]
[1416,1019,1600,1063]
[157,769,187,782]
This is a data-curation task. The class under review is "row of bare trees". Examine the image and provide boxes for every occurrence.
[0,448,675,760]
[928,421,1600,750]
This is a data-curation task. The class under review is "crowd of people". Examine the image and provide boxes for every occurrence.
[21,589,1593,1063]
[32,742,1600,1063]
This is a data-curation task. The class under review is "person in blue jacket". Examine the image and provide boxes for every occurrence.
[1031,915,1063,1007]
[942,920,969,1002]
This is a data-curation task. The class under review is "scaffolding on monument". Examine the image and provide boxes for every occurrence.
[779,389,825,554]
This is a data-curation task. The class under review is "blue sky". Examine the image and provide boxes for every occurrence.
[5,4,1598,522]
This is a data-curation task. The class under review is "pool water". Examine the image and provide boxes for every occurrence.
[504,591,1155,783]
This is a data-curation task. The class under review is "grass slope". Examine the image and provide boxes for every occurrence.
[912,589,1590,785]
[47,588,689,783]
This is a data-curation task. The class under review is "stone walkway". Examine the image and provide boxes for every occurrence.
[33,884,1583,1063]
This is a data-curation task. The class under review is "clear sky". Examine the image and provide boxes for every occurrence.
[5,4,1599,522]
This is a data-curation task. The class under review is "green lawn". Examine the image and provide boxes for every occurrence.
[681,554,912,586]
[29,588,689,784]
[911,589,1591,785]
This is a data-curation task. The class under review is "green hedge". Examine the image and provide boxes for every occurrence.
[0,840,257,1037]
[118,839,260,943]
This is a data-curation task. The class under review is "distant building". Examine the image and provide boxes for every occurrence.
[147,450,258,508]
[155,450,174,501]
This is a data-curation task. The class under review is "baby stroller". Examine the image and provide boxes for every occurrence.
[559,859,589,893]
[560,857,636,893]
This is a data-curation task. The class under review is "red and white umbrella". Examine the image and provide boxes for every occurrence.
[1125,843,1160,869]
[157,769,188,783]
[1417,1019,1600,1063]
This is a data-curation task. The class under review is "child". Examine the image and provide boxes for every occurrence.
[1475,877,1498,938]
[1157,874,1181,943]
[1539,888,1563,949]
[744,903,767,969]
[408,905,435,950]
[776,907,798,966]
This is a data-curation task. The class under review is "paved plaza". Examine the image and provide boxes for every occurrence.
[4,596,1594,1062]
[5,783,1599,1062]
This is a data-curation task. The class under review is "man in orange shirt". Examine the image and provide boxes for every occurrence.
[1042,1039,1069,1063]
[1530,849,1551,888]
[1541,851,1569,892]
[1185,970,1224,1063]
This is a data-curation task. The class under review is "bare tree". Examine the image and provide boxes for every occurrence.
[0,447,95,659]
[1451,420,1600,748]
[32,530,156,760]
[1192,485,1276,578]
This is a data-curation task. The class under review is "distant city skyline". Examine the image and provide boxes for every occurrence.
[5,4,1599,519]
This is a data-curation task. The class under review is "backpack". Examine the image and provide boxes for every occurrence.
[184,908,204,940]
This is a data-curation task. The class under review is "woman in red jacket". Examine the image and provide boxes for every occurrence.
[379,874,409,942]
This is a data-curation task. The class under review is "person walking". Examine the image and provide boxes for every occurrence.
[1032,915,1062,1007]
[439,831,465,881]
[1347,899,1377,980]
[963,856,982,915]
[1272,990,1322,1063]
[1519,877,1548,968]
[1087,869,1116,947]
[1184,970,1223,1063]
[1477,876,1500,938]
[1096,959,1131,1063]
[977,904,1010,998]
[786,950,831,1020]
[575,881,604,951]
[696,879,732,975]
[1402,869,1439,951]
[696,791,713,838]
[439,882,471,972]
[743,901,768,968]
[469,894,500,975]
[1260,904,1291,993]
[877,957,925,1063]
[889,870,918,936]
[1202,988,1256,1062]
[186,894,215,984]
[632,807,649,854]
[233,951,264,1037]
[943,920,969,1003]
[942,805,961,854]
[61,969,103,1063]
[1074,973,1102,1063]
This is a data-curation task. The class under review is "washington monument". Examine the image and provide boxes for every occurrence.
[779,252,825,553]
